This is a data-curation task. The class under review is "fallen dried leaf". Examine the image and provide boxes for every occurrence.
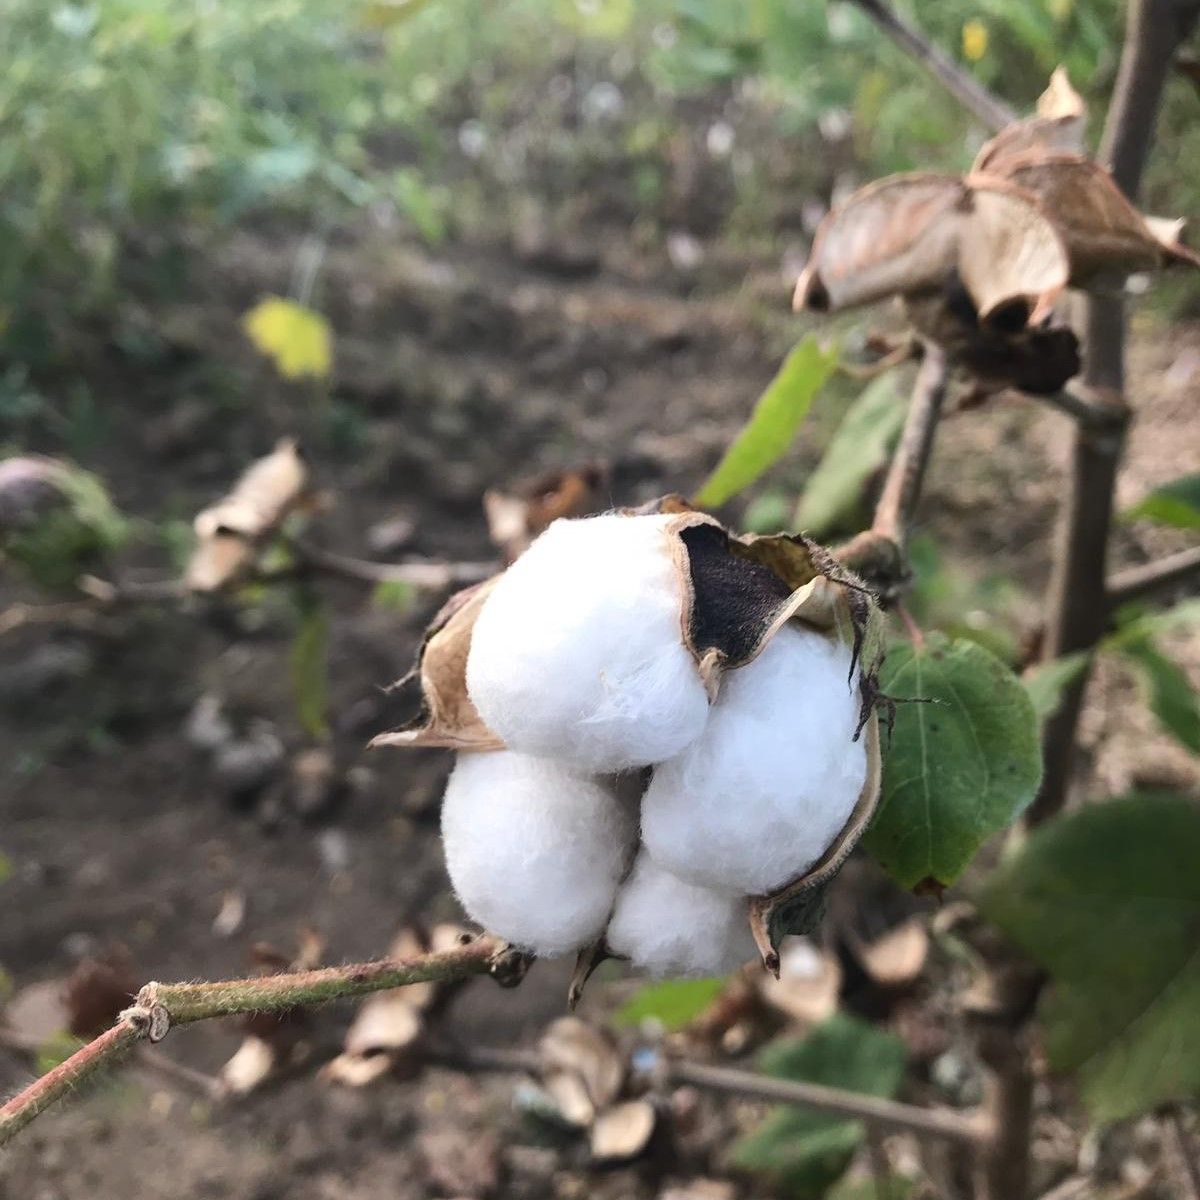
[757,937,842,1025]
[186,439,310,592]
[854,918,929,989]
[538,1017,625,1114]
[590,1098,658,1162]
[217,1035,277,1097]
[484,465,605,563]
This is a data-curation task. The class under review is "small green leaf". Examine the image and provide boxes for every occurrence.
[731,1014,906,1200]
[795,370,909,537]
[290,595,330,740]
[1117,636,1200,753]
[695,336,839,508]
[372,579,418,614]
[980,794,1200,1123]
[614,977,725,1031]
[1121,472,1200,530]
[1023,651,1091,724]
[864,635,1042,889]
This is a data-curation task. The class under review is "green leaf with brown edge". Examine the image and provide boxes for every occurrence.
[613,977,725,1031]
[979,794,1200,1124]
[695,336,839,508]
[795,369,909,537]
[1121,472,1200,530]
[731,1013,906,1200]
[863,634,1041,890]
[1117,635,1200,753]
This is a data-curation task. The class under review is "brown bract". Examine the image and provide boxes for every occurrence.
[794,66,1198,389]
[186,438,310,592]
[483,464,605,563]
[369,576,504,752]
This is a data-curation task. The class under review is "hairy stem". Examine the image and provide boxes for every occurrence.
[0,937,513,1146]
[844,0,1016,132]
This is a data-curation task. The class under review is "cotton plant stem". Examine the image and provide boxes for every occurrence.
[286,538,495,590]
[669,1060,990,1148]
[1030,0,1200,828]
[843,0,1016,133]
[0,937,513,1147]
[872,343,949,551]
[1107,545,1200,608]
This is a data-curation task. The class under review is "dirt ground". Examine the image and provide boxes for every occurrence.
[2,172,1199,1198]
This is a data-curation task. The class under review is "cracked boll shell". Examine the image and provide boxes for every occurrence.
[441,750,635,957]
[641,622,867,895]
[465,513,711,771]
[606,851,756,978]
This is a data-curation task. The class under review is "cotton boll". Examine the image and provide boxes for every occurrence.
[606,852,755,978]
[441,750,635,957]
[466,513,710,772]
[641,624,867,895]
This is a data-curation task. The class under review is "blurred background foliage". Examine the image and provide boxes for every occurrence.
[6,0,1200,384]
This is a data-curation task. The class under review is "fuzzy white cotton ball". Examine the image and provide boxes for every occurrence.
[606,851,756,978]
[441,750,635,957]
[466,513,710,772]
[641,623,866,895]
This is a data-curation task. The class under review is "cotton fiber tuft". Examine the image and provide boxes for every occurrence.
[441,750,635,956]
[465,513,710,772]
[640,623,866,895]
[606,851,755,978]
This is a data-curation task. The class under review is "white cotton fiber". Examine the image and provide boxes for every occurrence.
[641,623,867,896]
[606,852,756,978]
[440,749,635,957]
[465,513,710,772]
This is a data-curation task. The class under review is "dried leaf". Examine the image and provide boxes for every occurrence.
[795,174,964,313]
[757,938,842,1025]
[957,179,1069,326]
[370,577,505,751]
[853,918,929,988]
[212,889,247,938]
[542,1069,599,1127]
[65,948,138,1038]
[996,155,1200,282]
[538,1017,625,1113]
[3,981,71,1052]
[589,1099,658,1162]
[484,464,605,563]
[217,1035,278,1097]
[186,439,310,592]
[972,66,1086,173]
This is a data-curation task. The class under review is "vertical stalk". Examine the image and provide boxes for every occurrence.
[1029,0,1200,826]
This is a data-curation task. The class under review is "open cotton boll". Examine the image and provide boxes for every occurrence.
[606,852,755,978]
[641,623,867,896]
[441,750,635,957]
[465,513,710,772]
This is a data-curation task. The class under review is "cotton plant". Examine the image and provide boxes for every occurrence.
[373,500,884,986]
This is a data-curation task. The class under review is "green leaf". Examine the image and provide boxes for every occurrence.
[614,977,725,1031]
[795,370,909,537]
[695,336,839,508]
[980,794,1200,1123]
[731,1014,907,1200]
[1116,636,1200,753]
[242,297,333,381]
[1121,473,1200,530]
[1023,652,1091,724]
[864,635,1042,890]
[372,579,418,614]
[290,595,330,740]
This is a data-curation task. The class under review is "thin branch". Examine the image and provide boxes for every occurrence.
[1107,545,1200,608]
[668,1059,990,1148]
[0,936,517,1146]
[1013,386,1128,432]
[286,539,494,591]
[871,341,949,552]
[843,0,1016,133]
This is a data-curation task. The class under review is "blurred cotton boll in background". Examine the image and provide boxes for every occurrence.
[640,623,866,895]
[465,513,711,772]
[606,852,756,979]
[440,750,635,957]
